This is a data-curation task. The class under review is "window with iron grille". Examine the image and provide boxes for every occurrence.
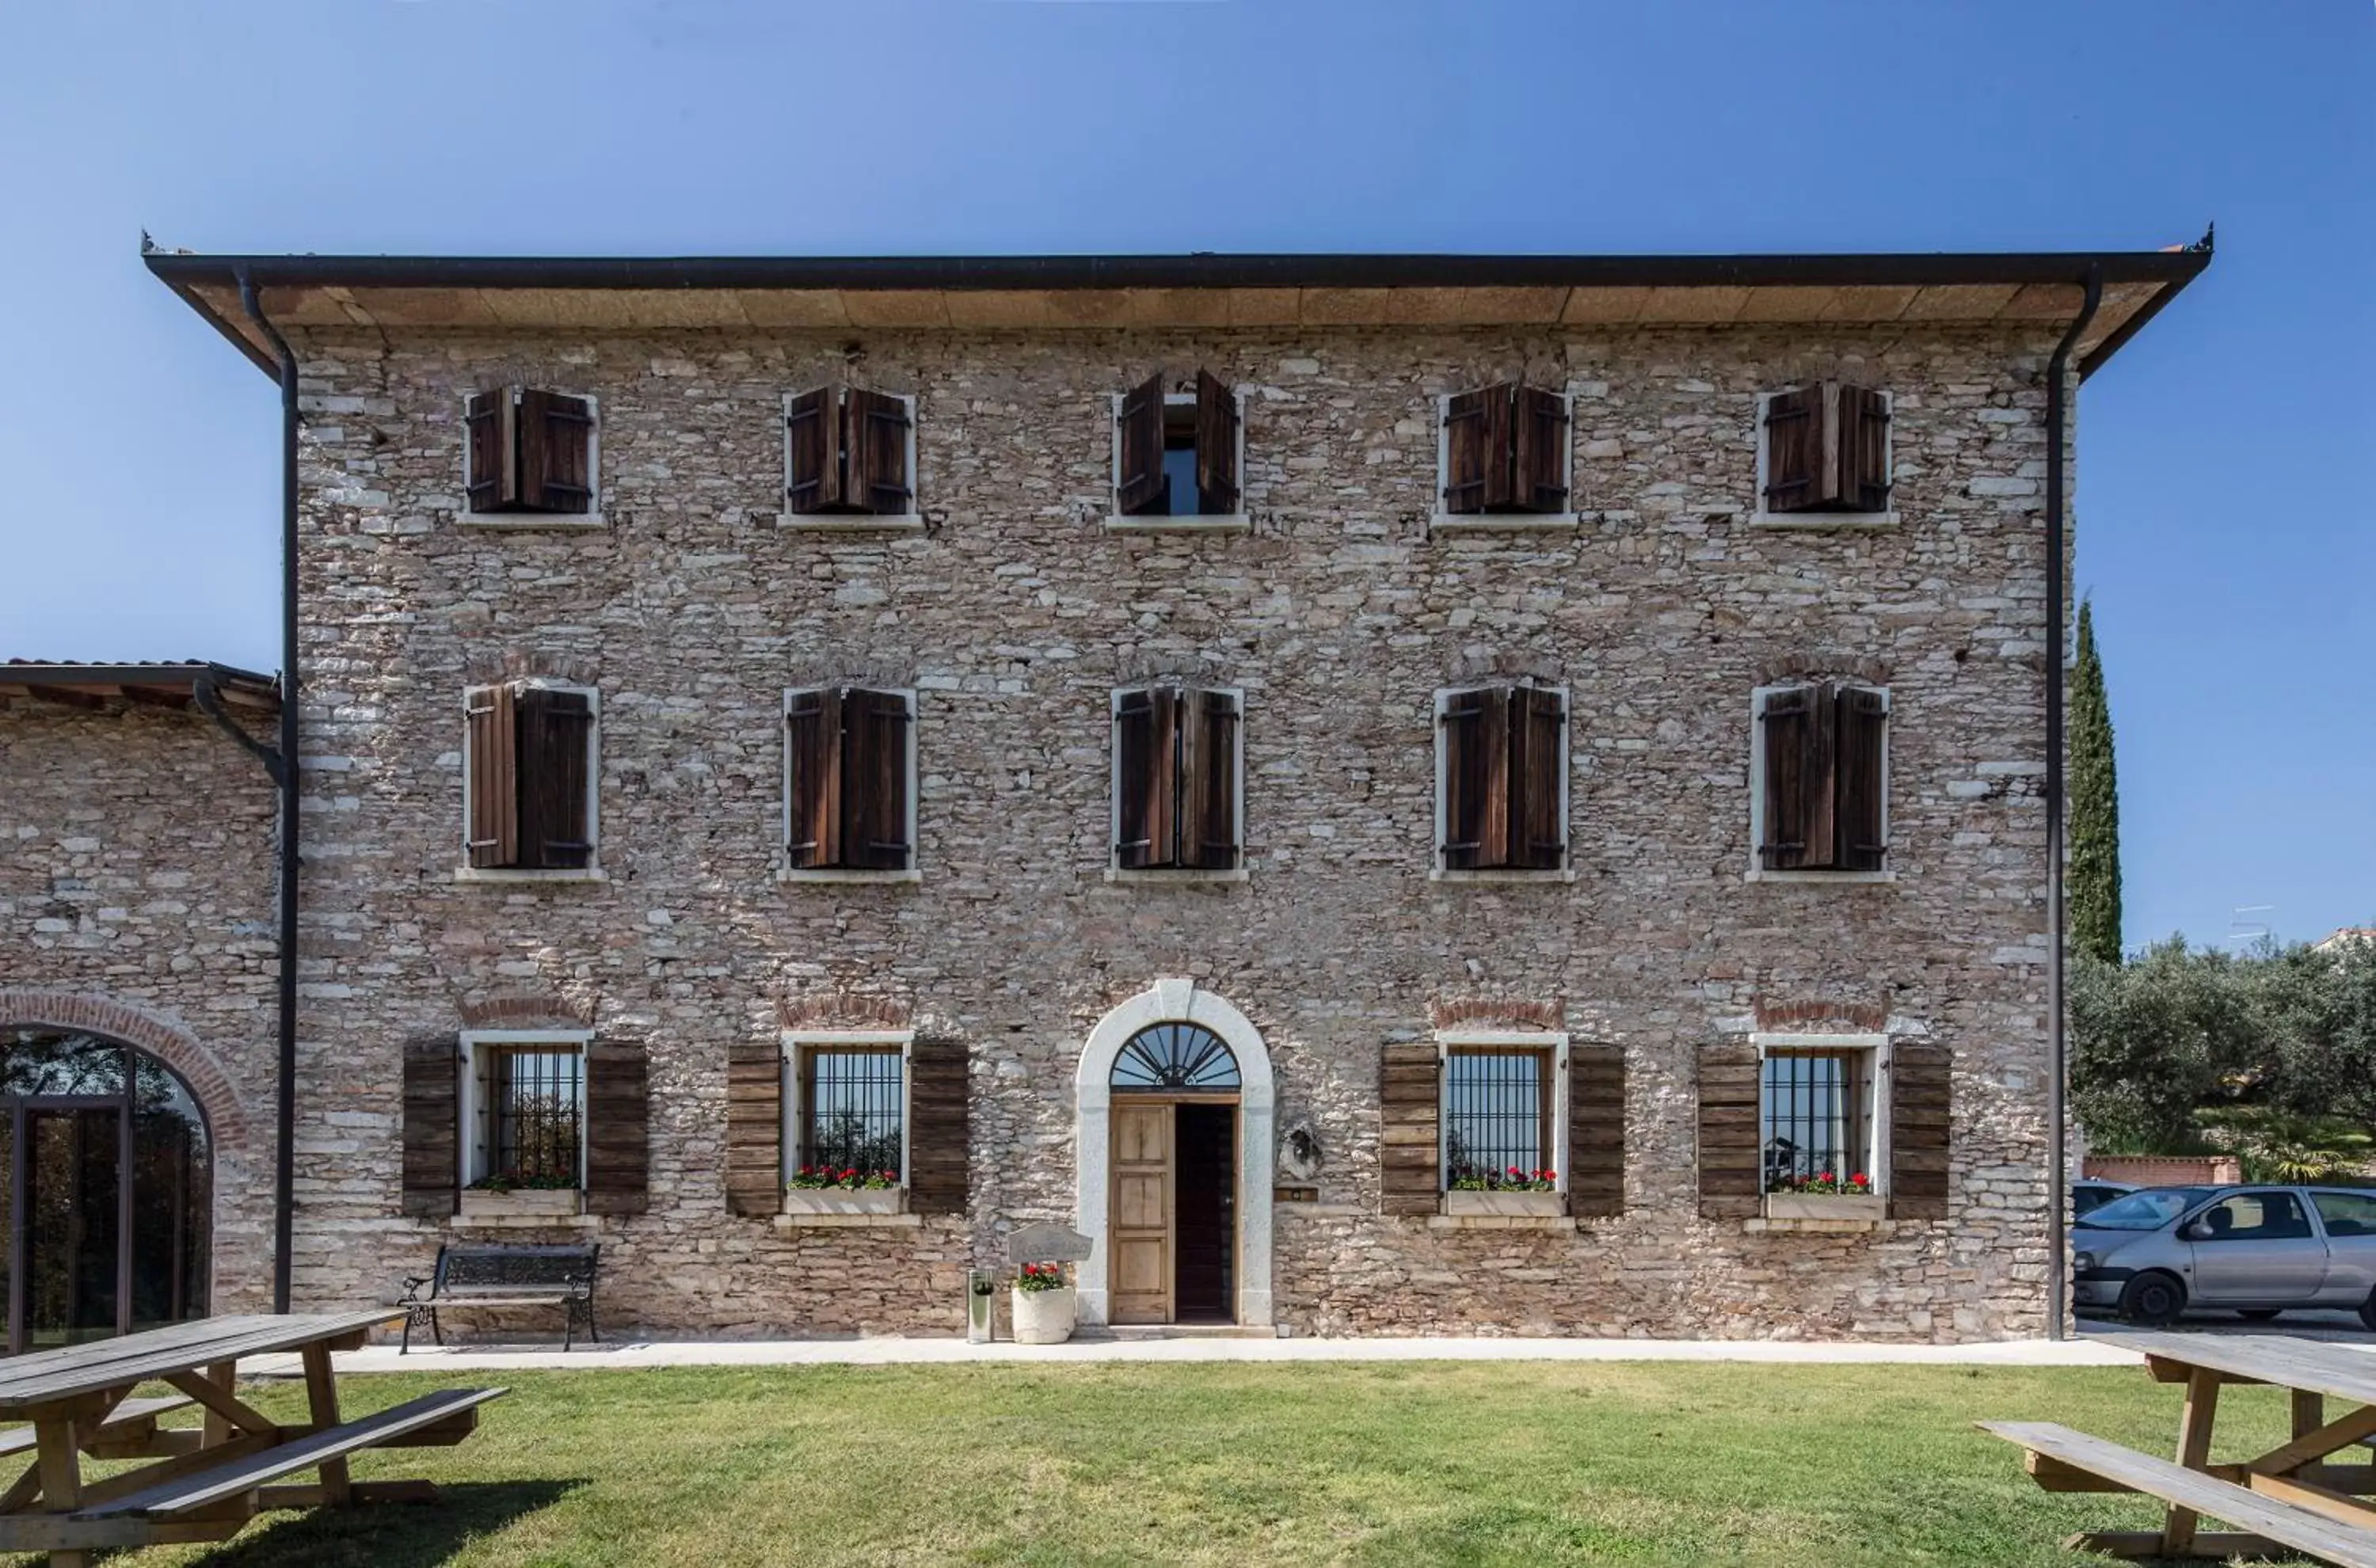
[1760,1048,1878,1193]
[470,1044,585,1189]
[800,1048,905,1182]
[1442,1047,1554,1189]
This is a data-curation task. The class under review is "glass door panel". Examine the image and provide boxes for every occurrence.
[22,1107,122,1350]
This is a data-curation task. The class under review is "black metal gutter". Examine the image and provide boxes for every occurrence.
[2043,265,2104,1342]
[238,271,303,1318]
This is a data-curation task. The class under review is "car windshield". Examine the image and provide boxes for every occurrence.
[2077,1186,2214,1231]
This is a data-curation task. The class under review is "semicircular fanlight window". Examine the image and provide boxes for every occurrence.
[1110,1022,1240,1092]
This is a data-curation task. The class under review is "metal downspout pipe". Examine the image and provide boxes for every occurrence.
[238,272,300,1316]
[2043,265,2102,1341]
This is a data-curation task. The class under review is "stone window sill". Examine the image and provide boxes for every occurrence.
[772,1212,924,1231]
[1743,1217,1894,1235]
[1431,867,1577,885]
[459,512,607,531]
[1103,515,1251,535]
[1428,512,1581,535]
[776,514,926,534]
[777,867,923,885]
[448,1213,606,1233]
[453,867,608,885]
[1744,868,1896,885]
[1426,1214,1578,1232]
[1746,511,1899,532]
[1104,867,1249,885]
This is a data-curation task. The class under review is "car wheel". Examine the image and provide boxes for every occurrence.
[2119,1272,2187,1326]
[2237,1310,2283,1323]
[2361,1292,2376,1334]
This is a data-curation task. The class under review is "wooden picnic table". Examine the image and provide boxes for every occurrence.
[1985,1330,2376,1566]
[0,1311,505,1566]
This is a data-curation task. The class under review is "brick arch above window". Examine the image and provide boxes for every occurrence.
[463,651,604,687]
[0,989,253,1157]
[775,992,913,1032]
[1428,997,1563,1032]
[457,992,596,1032]
[1753,653,1891,689]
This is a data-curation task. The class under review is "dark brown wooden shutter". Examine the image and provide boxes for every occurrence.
[1835,686,1888,872]
[1441,389,1490,514]
[906,1033,969,1216]
[784,384,846,514]
[841,687,912,871]
[1116,371,1167,516]
[1378,1042,1441,1216]
[1697,1041,1761,1220]
[516,688,593,870]
[1762,384,1830,513]
[725,1037,782,1218]
[1513,384,1569,514]
[465,684,518,870]
[1114,685,1179,868]
[846,387,914,516]
[1567,1042,1625,1219]
[785,688,843,869]
[1838,386,1891,512]
[402,1033,459,1219]
[1194,369,1239,516]
[1509,686,1566,871]
[1887,1041,1951,1220]
[584,1036,648,1216]
[518,390,593,515]
[1441,685,1511,870]
[1179,688,1240,870]
[465,389,517,513]
[1759,683,1835,870]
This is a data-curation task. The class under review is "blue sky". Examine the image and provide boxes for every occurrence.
[1,2,2369,948]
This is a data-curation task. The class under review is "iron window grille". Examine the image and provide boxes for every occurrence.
[802,1049,905,1178]
[1760,1049,1874,1191]
[478,1045,584,1188]
[1442,1048,1553,1187]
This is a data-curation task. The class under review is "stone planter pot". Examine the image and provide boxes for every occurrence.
[1442,1189,1565,1217]
[1011,1285,1077,1345]
[782,1187,904,1216]
[459,1188,582,1219]
[1764,1193,1886,1222]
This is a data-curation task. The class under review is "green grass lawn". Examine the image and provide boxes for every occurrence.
[2,1361,2329,1566]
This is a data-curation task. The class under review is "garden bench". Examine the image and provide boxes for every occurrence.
[400,1242,601,1353]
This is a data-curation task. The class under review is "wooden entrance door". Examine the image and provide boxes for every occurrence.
[1110,1103,1173,1325]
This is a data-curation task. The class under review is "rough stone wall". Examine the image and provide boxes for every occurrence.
[279,322,2067,1339]
[0,702,280,1311]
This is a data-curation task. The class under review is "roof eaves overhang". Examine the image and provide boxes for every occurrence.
[0,661,282,715]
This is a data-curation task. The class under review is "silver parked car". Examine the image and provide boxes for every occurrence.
[2071,1185,2376,1328]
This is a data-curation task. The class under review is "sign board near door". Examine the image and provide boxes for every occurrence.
[1006,1222,1095,1265]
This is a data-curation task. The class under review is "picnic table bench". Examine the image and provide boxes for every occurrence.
[0,1311,505,1566]
[1985,1330,2376,1565]
[399,1241,601,1352]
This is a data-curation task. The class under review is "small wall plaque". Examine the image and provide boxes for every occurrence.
[1273,1185,1319,1205]
[1005,1221,1095,1265]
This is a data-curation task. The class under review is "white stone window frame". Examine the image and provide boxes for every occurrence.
[1745,682,1894,885]
[777,686,923,885]
[780,1027,912,1195]
[457,1028,594,1191]
[1105,683,1249,885]
[454,679,607,885]
[1105,386,1251,535]
[1751,1031,1892,1200]
[1436,1028,1570,1198]
[1430,387,1579,535]
[778,388,924,534]
[1749,388,1899,531]
[459,389,604,531]
[1430,682,1576,884]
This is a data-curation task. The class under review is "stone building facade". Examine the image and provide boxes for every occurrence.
[10,249,2203,1342]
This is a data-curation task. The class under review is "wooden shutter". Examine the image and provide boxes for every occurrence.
[1179,688,1240,870]
[1116,371,1167,516]
[785,687,843,869]
[584,1036,649,1216]
[846,387,914,516]
[1567,1042,1626,1219]
[841,687,913,871]
[1508,686,1566,871]
[1114,685,1178,869]
[1512,385,1570,514]
[784,384,846,514]
[464,389,517,513]
[518,390,593,515]
[725,1038,782,1218]
[1441,389,1490,514]
[1759,683,1835,870]
[1697,1041,1761,1220]
[516,688,594,870]
[1378,1042,1441,1216]
[906,1033,969,1217]
[1837,386,1891,512]
[1835,686,1888,872]
[401,1033,459,1219]
[1887,1041,1951,1220]
[1194,369,1239,516]
[1440,685,1511,870]
[464,684,518,870]
[1762,384,1833,513]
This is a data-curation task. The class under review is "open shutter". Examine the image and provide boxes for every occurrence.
[1835,685,1888,872]
[1508,686,1566,871]
[1567,1042,1625,1219]
[725,1038,782,1218]
[1441,389,1490,514]
[1118,685,1179,868]
[1887,1041,1951,1220]
[518,390,593,515]
[516,688,593,870]
[1759,683,1835,870]
[1116,371,1167,516]
[784,384,847,514]
[401,1034,459,1219]
[1762,384,1835,513]
[584,1036,648,1216]
[1697,1041,1761,1220]
[464,684,518,870]
[465,389,518,513]
[1512,384,1569,514]
[841,687,913,871]
[1194,369,1239,516]
[1440,685,1510,870]
[906,1033,969,1216]
[1838,386,1891,512]
[1378,1041,1441,1216]
[846,387,914,516]
[1179,688,1241,870]
[785,688,843,869]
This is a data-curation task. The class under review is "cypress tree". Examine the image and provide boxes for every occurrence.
[2069,598,2124,965]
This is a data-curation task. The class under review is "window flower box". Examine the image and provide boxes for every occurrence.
[459,1187,582,1220]
[1763,1193,1886,1222]
[1442,1190,1567,1218]
[782,1186,904,1217]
